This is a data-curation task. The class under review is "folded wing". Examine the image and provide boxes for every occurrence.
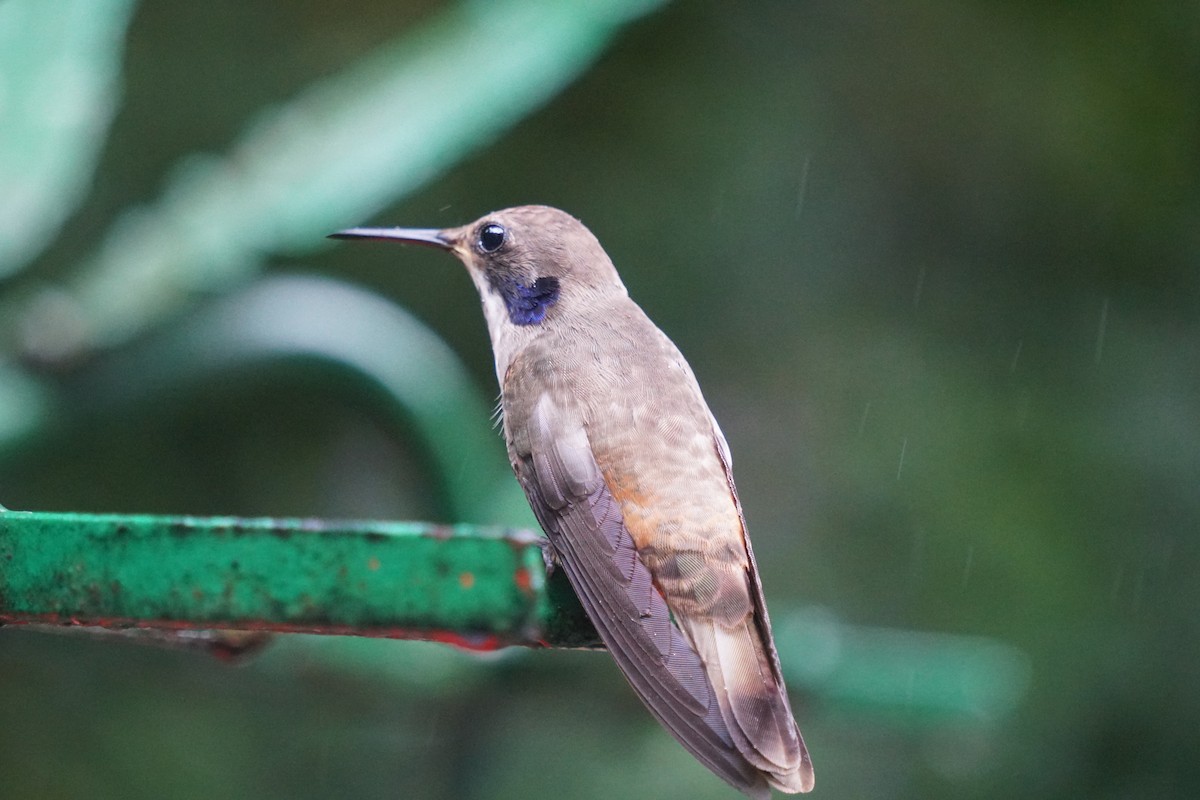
[512,392,773,799]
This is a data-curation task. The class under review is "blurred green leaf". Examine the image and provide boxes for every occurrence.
[0,361,52,454]
[13,0,667,360]
[0,0,136,277]
[72,276,531,525]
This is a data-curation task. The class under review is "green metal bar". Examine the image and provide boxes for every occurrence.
[0,508,1031,720]
[0,509,598,650]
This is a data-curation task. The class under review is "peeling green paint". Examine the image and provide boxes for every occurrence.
[0,510,599,649]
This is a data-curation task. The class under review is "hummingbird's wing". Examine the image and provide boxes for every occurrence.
[511,392,773,800]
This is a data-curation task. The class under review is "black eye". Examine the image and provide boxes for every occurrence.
[478,223,506,253]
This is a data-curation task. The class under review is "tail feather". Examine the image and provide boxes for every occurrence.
[683,618,815,793]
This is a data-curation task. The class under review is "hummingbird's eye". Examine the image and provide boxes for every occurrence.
[478,223,506,253]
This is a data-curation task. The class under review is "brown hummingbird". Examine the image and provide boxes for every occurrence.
[330,206,813,797]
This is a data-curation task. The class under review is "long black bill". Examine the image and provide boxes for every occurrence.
[327,227,450,250]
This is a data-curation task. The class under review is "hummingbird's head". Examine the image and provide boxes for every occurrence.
[330,205,625,327]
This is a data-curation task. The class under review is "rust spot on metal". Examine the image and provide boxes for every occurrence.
[458,572,476,589]
[208,632,272,662]
[367,557,381,572]
[0,614,530,651]
[514,567,533,593]
[425,630,502,651]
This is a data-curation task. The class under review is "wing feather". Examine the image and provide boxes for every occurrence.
[514,394,771,799]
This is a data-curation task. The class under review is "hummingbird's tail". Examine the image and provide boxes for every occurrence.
[682,617,815,793]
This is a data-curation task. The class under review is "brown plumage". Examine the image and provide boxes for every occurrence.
[331,206,814,796]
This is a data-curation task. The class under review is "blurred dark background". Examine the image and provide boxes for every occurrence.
[1,1,1197,798]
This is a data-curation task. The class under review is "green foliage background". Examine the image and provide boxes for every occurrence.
[1,1,1197,798]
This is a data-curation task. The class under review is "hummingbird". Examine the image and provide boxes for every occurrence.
[330,206,813,797]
